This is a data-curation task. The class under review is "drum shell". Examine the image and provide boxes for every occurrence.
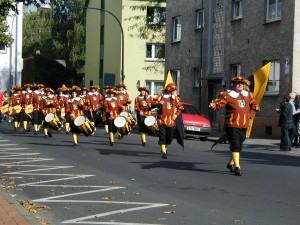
[114,116,131,135]
[45,113,62,130]
[74,116,95,136]
[120,111,136,127]
[144,116,159,135]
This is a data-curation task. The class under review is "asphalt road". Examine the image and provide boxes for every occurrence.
[0,122,300,225]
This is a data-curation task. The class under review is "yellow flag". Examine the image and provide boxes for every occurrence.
[246,62,271,138]
[165,70,174,87]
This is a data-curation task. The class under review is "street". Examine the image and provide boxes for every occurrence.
[0,122,300,225]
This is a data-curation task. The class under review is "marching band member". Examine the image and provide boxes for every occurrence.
[116,82,131,139]
[103,88,121,146]
[80,87,90,121]
[102,86,114,134]
[9,85,23,130]
[135,86,153,146]
[86,85,104,125]
[152,83,183,159]
[20,84,33,133]
[66,86,84,147]
[41,88,59,138]
[32,84,45,135]
[57,87,71,134]
[209,76,260,176]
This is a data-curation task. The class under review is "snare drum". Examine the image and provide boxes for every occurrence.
[114,116,131,135]
[45,113,63,130]
[144,115,159,135]
[74,116,96,136]
[120,111,136,127]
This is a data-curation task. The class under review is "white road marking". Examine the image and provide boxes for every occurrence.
[0,140,169,225]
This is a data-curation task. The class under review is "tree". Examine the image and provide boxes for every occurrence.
[124,0,166,75]
[0,0,45,46]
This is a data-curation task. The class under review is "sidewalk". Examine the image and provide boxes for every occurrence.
[0,188,40,225]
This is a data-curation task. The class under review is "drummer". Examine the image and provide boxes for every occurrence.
[57,86,70,134]
[134,86,153,146]
[20,84,33,133]
[102,86,114,135]
[103,88,121,146]
[32,84,45,135]
[41,88,59,138]
[86,85,104,125]
[116,82,131,139]
[9,85,23,131]
[66,86,85,147]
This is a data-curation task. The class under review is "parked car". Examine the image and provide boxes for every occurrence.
[181,102,212,141]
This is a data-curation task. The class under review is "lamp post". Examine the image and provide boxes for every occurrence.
[68,4,125,83]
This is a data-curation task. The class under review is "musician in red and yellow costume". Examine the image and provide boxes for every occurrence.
[209,76,260,176]
[20,84,33,133]
[57,86,71,134]
[9,85,23,130]
[134,86,153,146]
[86,85,104,125]
[41,88,59,138]
[66,86,85,147]
[116,82,131,139]
[32,84,45,135]
[103,88,121,146]
[152,83,183,159]
[102,86,114,134]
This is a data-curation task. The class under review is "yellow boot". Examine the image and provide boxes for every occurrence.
[104,125,109,134]
[23,121,28,133]
[109,132,114,146]
[72,133,78,147]
[226,152,235,173]
[34,124,39,134]
[141,132,146,146]
[161,144,167,159]
[232,152,242,176]
[65,123,70,134]
[44,128,48,138]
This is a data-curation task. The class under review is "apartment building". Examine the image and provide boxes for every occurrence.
[165,0,299,138]
[0,3,23,92]
[85,0,166,109]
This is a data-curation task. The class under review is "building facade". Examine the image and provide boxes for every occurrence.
[85,0,166,109]
[0,3,23,92]
[165,0,298,138]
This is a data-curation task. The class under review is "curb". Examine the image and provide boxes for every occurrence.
[0,188,41,225]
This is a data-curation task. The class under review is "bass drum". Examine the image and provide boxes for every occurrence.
[45,113,63,130]
[74,116,96,136]
[144,115,159,135]
[114,116,131,135]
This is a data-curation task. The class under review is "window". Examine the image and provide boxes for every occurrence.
[147,7,166,25]
[266,61,280,93]
[266,0,282,22]
[172,16,181,42]
[0,45,6,53]
[232,0,243,20]
[194,67,202,87]
[146,43,165,60]
[146,81,164,96]
[196,9,204,29]
[230,64,241,78]
[171,70,180,95]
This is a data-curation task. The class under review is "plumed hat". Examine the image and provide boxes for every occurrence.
[103,85,114,90]
[90,85,99,91]
[13,85,22,91]
[164,83,177,93]
[231,76,247,84]
[138,86,150,93]
[71,86,81,93]
[23,84,32,89]
[37,84,45,88]
[44,88,54,93]
[106,88,118,95]
[116,82,127,89]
